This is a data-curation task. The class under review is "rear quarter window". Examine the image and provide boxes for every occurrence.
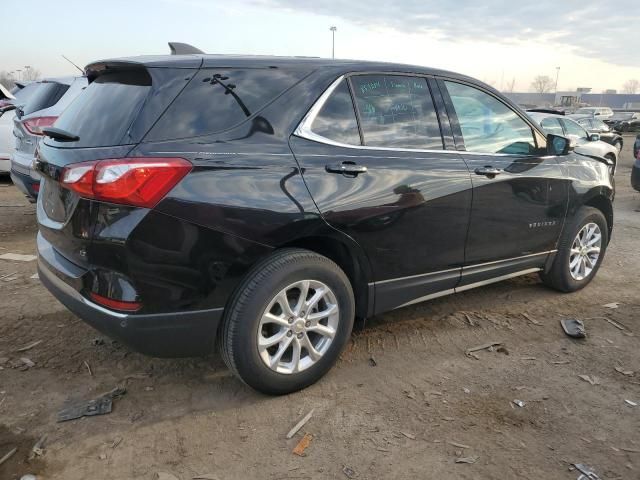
[21,82,69,116]
[146,68,310,141]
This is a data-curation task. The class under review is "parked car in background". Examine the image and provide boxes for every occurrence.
[528,111,618,173]
[36,54,614,394]
[632,135,640,192]
[604,112,640,133]
[574,107,614,119]
[1,81,41,174]
[11,76,87,200]
[570,115,624,152]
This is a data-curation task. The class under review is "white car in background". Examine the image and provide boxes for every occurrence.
[528,111,619,173]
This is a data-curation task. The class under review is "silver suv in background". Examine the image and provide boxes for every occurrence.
[11,76,87,200]
[0,82,41,174]
[528,112,618,173]
[573,107,614,120]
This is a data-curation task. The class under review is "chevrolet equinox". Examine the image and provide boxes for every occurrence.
[35,55,614,394]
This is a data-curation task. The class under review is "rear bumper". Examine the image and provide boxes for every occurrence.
[10,167,39,200]
[0,158,9,173]
[37,232,223,357]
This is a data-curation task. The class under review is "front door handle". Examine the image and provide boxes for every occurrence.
[475,166,502,177]
[325,162,368,176]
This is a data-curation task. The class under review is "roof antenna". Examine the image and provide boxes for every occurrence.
[61,55,84,74]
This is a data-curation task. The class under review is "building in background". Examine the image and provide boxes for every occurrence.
[505,90,640,111]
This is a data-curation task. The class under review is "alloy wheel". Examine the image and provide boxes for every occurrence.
[257,280,339,374]
[569,222,602,281]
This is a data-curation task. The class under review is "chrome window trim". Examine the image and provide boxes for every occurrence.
[294,74,550,158]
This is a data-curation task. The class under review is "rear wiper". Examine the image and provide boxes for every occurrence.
[42,127,79,142]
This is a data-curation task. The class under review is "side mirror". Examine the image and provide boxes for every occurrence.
[589,133,600,142]
[547,134,572,156]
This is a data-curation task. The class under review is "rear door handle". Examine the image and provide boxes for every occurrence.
[474,166,502,177]
[325,162,368,176]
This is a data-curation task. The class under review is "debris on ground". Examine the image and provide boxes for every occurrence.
[573,463,601,479]
[192,474,220,480]
[578,375,600,386]
[523,312,543,326]
[286,409,314,439]
[20,475,37,480]
[292,433,313,456]
[84,360,92,376]
[561,319,586,339]
[399,431,416,440]
[448,441,471,449]
[156,473,180,480]
[368,356,377,367]
[465,341,502,358]
[30,273,38,279]
[342,465,356,478]
[614,366,634,376]
[0,447,17,466]
[455,456,478,464]
[0,253,37,262]
[512,400,526,408]
[29,434,47,459]
[57,387,126,422]
[19,357,35,369]
[602,302,620,309]
[16,340,42,352]
[624,400,637,407]
[91,338,105,346]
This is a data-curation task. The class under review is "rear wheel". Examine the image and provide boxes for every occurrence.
[219,248,355,395]
[541,207,608,292]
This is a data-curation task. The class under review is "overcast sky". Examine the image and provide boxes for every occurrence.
[3,0,639,92]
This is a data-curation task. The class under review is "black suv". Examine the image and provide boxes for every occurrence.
[36,55,614,394]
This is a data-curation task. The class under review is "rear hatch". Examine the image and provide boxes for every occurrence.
[36,61,200,268]
[13,81,69,174]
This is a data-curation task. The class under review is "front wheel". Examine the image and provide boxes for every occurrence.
[219,248,355,395]
[541,207,608,292]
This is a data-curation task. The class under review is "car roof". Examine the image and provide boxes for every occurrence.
[84,54,477,82]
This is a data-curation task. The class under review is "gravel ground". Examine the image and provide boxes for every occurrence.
[0,136,638,480]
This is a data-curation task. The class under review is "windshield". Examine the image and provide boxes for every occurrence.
[575,108,596,115]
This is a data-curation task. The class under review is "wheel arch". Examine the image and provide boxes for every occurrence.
[280,234,373,319]
[584,194,613,241]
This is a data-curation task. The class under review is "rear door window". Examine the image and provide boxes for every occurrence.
[444,81,537,155]
[540,117,564,135]
[21,82,69,116]
[309,80,360,145]
[350,75,443,149]
[147,68,310,141]
[561,118,588,139]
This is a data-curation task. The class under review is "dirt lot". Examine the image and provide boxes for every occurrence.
[0,138,639,480]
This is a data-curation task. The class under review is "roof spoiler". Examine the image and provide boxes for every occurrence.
[168,42,205,55]
[526,108,565,115]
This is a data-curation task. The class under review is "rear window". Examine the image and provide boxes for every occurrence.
[146,68,309,141]
[12,83,40,104]
[21,82,69,116]
[53,70,151,148]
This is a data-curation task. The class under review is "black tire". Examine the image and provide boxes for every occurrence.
[218,248,355,395]
[540,207,608,292]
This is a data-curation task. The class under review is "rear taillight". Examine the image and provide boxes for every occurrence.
[89,292,142,312]
[61,157,192,208]
[23,116,58,135]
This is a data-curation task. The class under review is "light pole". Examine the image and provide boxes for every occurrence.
[330,26,337,59]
